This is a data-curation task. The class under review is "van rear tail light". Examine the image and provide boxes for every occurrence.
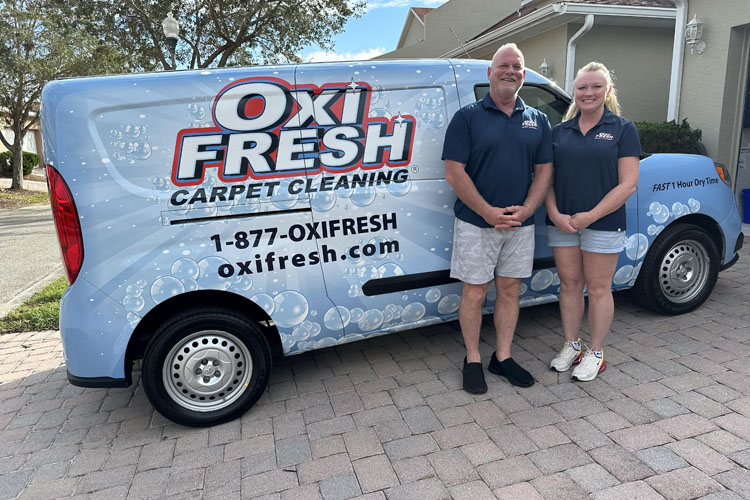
[46,165,83,285]
[714,162,731,186]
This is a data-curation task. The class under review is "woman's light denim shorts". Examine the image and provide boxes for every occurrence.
[547,225,626,254]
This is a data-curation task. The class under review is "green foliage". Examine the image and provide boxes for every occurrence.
[0,151,40,176]
[0,276,67,333]
[105,0,366,70]
[0,0,131,187]
[634,119,707,156]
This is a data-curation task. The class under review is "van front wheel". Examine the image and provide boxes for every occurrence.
[632,223,719,315]
[142,307,271,427]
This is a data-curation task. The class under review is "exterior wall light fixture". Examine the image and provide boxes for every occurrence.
[685,15,706,54]
[539,59,550,77]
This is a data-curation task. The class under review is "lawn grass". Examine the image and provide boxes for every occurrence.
[0,277,67,333]
[0,188,49,209]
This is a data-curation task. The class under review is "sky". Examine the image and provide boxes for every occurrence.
[300,0,446,62]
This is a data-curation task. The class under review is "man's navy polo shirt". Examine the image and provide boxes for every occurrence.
[442,94,553,228]
[549,106,641,231]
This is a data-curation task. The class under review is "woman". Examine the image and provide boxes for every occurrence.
[544,62,641,381]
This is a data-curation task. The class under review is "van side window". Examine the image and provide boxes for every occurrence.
[473,84,568,127]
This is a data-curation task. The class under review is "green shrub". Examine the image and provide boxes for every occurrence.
[634,119,707,156]
[0,151,40,177]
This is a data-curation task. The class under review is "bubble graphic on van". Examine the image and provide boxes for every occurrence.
[232,274,253,291]
[552,273,560,286]
[386,179,412,197]
[369,237,390,261]
[359,309,385,331]
[369,108,392,120]
[401,302,426,322]
[316,338,338,348]
[187,103,206,120]
[370,89,387,105]
[125,284,142,297]
[126,312,140,327]
[122,294,145,312]
[132,141,152,160]
[272,291,309,327]
[672,202,690,218]
[425,288,441,303]
[625,234,648,260]
[151,276,186,304]
[197,256,233,290]
[688,198,701,212]
[530,269,554,291]
[613,265,634,285]
[431,113,446,129]
[171,258,200,280]
[311,190,337,212]
[648,202,670,223]
[271,179,298,209]
[358,265,380,284]
[292,323,311,341]
[382,308,395,323]
[647,224,664,236]
[110,129,122,139]
[437,294,461,314]
[350,307,364,323]
[182,278,199,292]
[324,306,350,330]
[351,185,376,207]
[281,333,295,350]
[124,124,142,139]
[308,321,322,338]
[377,263,404,277]
[251,293,275,315]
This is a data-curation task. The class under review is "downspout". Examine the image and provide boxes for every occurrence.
[667,0,688,121]
[566,14,595,94]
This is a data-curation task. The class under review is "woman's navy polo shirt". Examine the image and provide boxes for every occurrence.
[442,94,553,228]
[549,106,641,231]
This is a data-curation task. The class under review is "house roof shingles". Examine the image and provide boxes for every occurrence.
[411,7,433,22]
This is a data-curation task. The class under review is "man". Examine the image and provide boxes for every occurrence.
[443,43,553,394]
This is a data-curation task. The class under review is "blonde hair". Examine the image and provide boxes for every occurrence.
[563,61,621,121]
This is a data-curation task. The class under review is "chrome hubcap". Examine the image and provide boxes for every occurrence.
[659,239,710,303]
[163,330,252,412]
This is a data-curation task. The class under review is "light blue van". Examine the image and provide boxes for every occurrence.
[41,59,743,426]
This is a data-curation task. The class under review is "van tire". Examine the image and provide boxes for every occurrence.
[632,223,719,315]
[142,307,271,427]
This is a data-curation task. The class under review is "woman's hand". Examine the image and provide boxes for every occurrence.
[552,213,577,233]
[571,211,595,230]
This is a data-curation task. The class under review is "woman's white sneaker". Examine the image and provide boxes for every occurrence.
[550,339,582,372]
[571,349,606,381]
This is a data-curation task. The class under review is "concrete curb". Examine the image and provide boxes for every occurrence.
[0,265,64,319]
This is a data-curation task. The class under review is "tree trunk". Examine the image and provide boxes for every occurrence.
[10,129,24,190]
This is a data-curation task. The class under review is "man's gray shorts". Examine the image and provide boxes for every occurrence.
[450,218,535,284]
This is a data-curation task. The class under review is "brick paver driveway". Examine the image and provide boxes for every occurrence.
[2,240,750,499]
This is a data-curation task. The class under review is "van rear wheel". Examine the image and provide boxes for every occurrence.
[142,307,271,427]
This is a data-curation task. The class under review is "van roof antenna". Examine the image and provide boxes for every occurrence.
[449,27,472,59]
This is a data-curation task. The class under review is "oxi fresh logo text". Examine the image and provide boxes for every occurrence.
[172,78,416,186]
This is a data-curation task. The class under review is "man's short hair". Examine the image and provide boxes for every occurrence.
[493,43,525,67]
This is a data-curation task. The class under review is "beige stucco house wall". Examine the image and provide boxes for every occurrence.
[380,1,677,123]
[574,25,674,122]
[679,0,750,191]
[379,0,520,59]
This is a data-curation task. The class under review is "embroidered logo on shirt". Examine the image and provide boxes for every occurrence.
[521,119,538,129]
[594,132,614,140]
